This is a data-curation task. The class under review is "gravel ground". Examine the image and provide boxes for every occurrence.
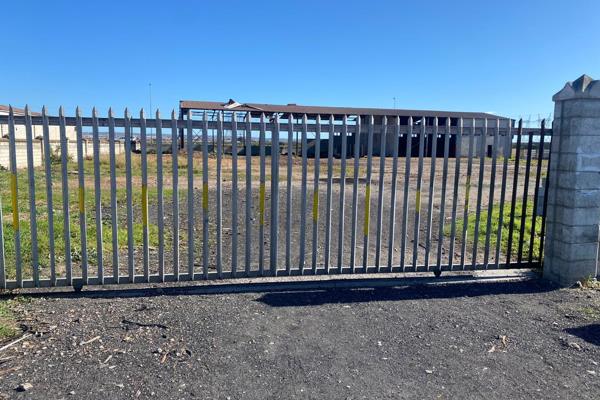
[147,156,537,274]
[0,278,599,399]
[28,155,540,282]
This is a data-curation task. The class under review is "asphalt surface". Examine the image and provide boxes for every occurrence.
[1,279,599,399]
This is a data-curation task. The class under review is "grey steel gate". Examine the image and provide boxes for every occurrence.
[0,106,550,289]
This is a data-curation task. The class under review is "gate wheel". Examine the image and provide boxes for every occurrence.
[73,282,84,292]
[434,270,442,278]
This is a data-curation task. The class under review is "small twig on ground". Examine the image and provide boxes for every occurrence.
[0,334,32,353]
[0,356,14,365]
[80,336,101,346]
[121,319,168,330]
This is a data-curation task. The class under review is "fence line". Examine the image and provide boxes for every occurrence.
[0,106,549,289]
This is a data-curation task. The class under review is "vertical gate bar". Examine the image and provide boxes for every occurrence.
[140,110,150,281]
[528,120,546,263]
[459,119,476,269]
[506,120,523,266]
[350,116,361,272]
[436,118,451,270]
[75,108,88,284]
[42,107,57,285]
[57,107,71,285]
[171,111,180,280]
[494,122,512,268]
[362,116,375,270]
[269,114,280,275]
[448,118,463,270]
[337,115,348,272]
[24,106,40,286]
[92,108,104,283]
[285,114,294,273]
[400,117,413,271]
[8,107,22,286]
[387,117,399,269]
[124,109,134,282]
[231,112,239,276]
[311,115,322,273]
[156,111,165,281]
[518,132,534,265]
[202,112,210,279]
[424,118,439,269]
[186,111,195,279]
[539,127,553,261]
[258,114,266,275]
[0,198,4,289]
[375,117,388,270]
[299,114,308,272]
[244,112,252,275]
[108,109,119,282]
[324,115,334,272]
[483,119,500,268]
[412,118,426,268]
[216,112,223,277]
[471,119,487,269]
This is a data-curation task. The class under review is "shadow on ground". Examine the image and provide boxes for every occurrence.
[254,281,555,307]
[565,324,600,346]
[3,278,555,306]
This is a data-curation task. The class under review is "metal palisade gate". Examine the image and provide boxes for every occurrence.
[0,106,551,289]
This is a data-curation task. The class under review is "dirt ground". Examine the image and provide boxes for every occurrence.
[28,153,545,282]
[0,277,598,399]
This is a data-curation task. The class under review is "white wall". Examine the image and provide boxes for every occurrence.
[0,138,126,169]
[0,122,77,142]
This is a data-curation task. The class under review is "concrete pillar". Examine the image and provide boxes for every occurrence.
[544,75,600,286]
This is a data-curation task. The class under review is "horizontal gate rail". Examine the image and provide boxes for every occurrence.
[0,261,540,289]
[0,106,550,290]
[0,114,512,134]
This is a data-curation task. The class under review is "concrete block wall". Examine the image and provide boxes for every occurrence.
[0,122,76,141]
[544,75,600,285]
[0,140,44,168]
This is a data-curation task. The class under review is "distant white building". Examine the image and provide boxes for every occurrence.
[0,105,76,142]
[0,105,79,168]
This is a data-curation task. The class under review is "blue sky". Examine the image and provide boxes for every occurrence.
[1,0,598,122]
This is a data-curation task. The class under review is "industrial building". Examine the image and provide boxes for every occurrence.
[180,99,514,158]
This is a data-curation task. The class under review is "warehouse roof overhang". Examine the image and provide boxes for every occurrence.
[180,99,507,120]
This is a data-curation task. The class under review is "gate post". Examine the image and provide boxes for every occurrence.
[544,75,600,286]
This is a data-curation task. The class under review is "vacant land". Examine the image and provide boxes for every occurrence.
[0,149,546,281]
[0,279,598,399]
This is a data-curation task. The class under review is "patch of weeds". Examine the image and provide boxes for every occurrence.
[578,276,600,290]
[1,214,162,280]
[446,200,543,261]
[48,147,73,165]
[11,295,32,305]
[0,299,19,342]
[580,306,600,319]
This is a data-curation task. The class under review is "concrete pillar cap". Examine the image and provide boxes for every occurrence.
[553,74,600,101]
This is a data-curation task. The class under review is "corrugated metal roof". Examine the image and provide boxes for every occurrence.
[0,105,42,116]
[179,99,506,119]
